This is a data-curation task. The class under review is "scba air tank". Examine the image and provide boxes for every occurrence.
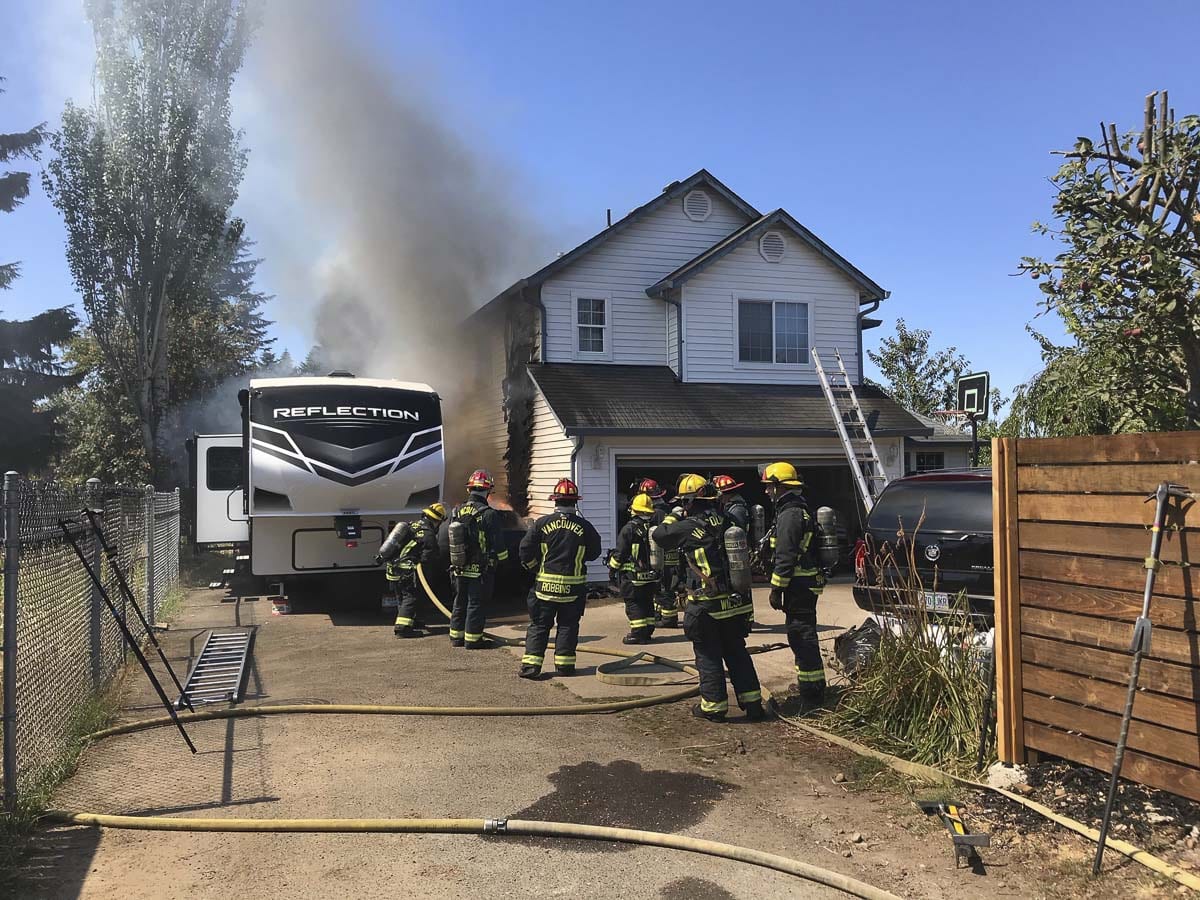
[816,507,840,571]
[648,526,664,573]
[750,505,766,546]
[448,520,469,570]
[724,525,752,596]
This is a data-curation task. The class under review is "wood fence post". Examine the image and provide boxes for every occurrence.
[993,437,1026,763]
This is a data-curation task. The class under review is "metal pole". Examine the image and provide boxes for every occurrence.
[57,520,196,754]
[86,478,103,688]
[81,508,193,711]
[1093,482,1182,874]
[970,415,979,468]
[3,472,21,812]
[144,485,156,628]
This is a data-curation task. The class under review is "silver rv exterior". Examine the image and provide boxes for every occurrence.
[192,374,444,579]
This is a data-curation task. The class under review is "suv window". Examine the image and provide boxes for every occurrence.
[867,479,992,534]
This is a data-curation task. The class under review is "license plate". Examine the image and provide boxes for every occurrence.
[381,595,398,609]
[922,591,951,612]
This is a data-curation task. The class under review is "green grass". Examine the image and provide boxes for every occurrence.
[0,687,120,894]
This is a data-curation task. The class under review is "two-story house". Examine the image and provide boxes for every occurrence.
[453,170,929,578]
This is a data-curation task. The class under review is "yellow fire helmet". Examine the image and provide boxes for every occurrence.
[676,473,720,501]
[761,461,803,487]
[630,492,655,516]
[675,473,708,497]
[423,502,447,522]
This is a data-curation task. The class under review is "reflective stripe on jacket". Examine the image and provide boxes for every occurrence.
[382,517,438,581]
[651,503,749,613]
[769,491,824,592]
[519,507,603,602]
[610,516,659,586]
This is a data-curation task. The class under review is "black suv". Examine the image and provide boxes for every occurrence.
[851,470,994,624]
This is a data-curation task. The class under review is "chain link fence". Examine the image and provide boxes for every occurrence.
[1,475,181,808]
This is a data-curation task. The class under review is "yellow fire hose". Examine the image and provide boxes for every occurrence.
[51,566,903,900]
[771,709,1200,893]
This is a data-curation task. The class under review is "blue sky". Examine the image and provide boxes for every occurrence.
[4,0,1199,401]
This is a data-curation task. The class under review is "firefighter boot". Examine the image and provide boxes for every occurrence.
[794,686,825,717]
[691,703,727,722]
[394,624,423,638]
[744,701,768,722]
[518,664,540,679]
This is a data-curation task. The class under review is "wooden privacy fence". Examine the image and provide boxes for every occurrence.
[993,432,1200,800]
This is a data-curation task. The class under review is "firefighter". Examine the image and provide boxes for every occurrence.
[762,461,827,713]
[714,474,749,530]
[376,503,446,637]
[643,478,682,629]
[438,469,509,649]
[653,475,765,722]
[610,492,660,644]
[518,478,602,678]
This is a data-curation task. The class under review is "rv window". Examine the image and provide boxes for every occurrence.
[206,447,243,491]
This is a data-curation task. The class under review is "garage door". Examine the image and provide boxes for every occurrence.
[614,459,866,542]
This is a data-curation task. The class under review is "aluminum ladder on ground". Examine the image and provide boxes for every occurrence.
[175,630,253,708]
[812,347,889,513]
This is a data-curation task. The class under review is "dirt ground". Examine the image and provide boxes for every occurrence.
[14,581,1177,899]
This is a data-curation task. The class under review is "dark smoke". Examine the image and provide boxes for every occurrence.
[244,1,551,485]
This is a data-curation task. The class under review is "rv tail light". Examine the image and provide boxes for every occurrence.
[853,539,867,582]
[346,540,358,549]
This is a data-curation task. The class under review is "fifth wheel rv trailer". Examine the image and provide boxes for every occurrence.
[189,372,444,593]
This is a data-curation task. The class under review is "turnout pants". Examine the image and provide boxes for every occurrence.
[450,572,493,646]
[683,602,762,716]
[623,581,657,638]
[655,564,680,623]
[390,571,423,628]
[522,590,586,672]
[784,584,825,699]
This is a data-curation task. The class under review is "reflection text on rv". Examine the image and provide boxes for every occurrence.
[273,407,420,421]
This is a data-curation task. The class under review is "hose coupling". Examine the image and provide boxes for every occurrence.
[483,817,509,834]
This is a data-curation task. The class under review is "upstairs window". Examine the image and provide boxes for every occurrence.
[737,299,809,365]
[576,296,607,356]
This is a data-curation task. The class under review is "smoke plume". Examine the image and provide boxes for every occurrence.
[241,2,550,487]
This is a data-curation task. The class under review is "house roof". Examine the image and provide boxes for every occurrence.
[645,208,888,303]
[907,411,976,444]
[468,169,759,321]
[528,364,931,438]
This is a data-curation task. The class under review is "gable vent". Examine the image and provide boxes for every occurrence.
[759,230,786,263]
[683,189,712,222]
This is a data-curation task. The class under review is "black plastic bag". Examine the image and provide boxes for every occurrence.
[834,618,883,678]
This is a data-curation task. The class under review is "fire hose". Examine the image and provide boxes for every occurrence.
[48,566,901,900]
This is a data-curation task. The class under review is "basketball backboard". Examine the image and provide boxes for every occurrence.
[956,372,990,420]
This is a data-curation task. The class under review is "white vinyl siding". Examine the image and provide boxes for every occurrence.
[541,192,750,365]
[682,230,862,385]
[526,387,576,519]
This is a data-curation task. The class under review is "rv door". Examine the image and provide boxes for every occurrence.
[194,434,250,544]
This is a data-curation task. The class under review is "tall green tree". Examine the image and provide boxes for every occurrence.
[1,75,46,290]
[0,308,80,472]
[43,0,262,479]
[1018,90,1200,433]
[868,318,975,415]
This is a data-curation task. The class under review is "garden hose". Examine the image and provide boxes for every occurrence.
[43,810,901,900]
[50,570,908,900]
